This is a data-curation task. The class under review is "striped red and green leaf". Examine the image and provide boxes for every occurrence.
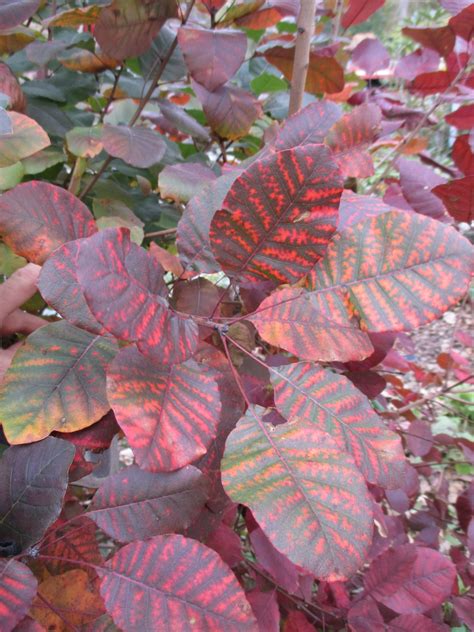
[0,322,117,444]
[88,464,209,542]
[107,346,221,471]
[76,227,198,364]
[271,362,405,487]
[0,560,38,632]
[0,181,96,264]
[221,408,373,580]
[100,534,258,631]
[210,144,343,284]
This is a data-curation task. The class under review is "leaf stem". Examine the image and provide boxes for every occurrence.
[98,64,124,123]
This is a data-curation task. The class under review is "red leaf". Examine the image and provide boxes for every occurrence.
[341,0,385,29]
[449,4,474,40]
[248,287,374,362]
[89,464,208,541]
[107,346,221,471]
[273,100,342,150]
[0,181,96,264]
[351,38,390,76]
[38,239,105,335]
[177,169,241,273]
[250,526,300,594]
[193,80,262,140]
[397,158,448,221]
[387,614,449,631]
[306,211,473,333]
[402,26,455,57]
[0,560,37,632]
[394,48,440,82]
[405,419,433,457]
[246,589,279,632]
[326,104,382,177]
[222,409,374,580]
[284,610,317,631]
[445,104,474,129]
[102,124,166,169]
[452,134,474,175]
[0,437,75,552]
[452,595,474,629]
[337,190,392,231]
[210,145,343,284]
[432,176,474,223]
[178,26,247,91]
[412,71,452,95]
[368,545,456,614]
[271,362,405,487]
[348,597,384,632]
[76,228,198,364]
[94,0,177,59]
[100,534,258,630]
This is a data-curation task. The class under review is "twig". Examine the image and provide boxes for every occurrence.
[368,64,468,193]
[332,0,344,41]
[289,0,318,116]
[144,227,178,238]
[79,0,196,200]
[99,64,124,123]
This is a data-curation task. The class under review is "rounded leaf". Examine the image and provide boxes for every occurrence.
[0,322,117,444]
[0,181,96,264]
[107,346,221,471]
[0,0,40,30]
[222,410,373,580]
[100,534,258,631]
[102,124,166,168]
[0,111,49,168]
[89,464,209,542]
[210,145,343,284]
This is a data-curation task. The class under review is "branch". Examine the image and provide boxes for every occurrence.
[288,0,318,116]
[79,0,196,200]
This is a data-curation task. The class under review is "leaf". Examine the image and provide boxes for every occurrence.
[394,48,440,82]
[58,48,119,73]
[387,614,450,632]
[31,570,105,631]
[210,145,343,284]
[305,211,474,333]
[89,464,208,542]
[193,81,262,140]
[158,162,216,203]
[66,126,103,158]
[0,62,26,112]
[351,38,390,76]
[0,111,49,168]
[271,362,405,487]
[38,239,105,335]
[0,437,74,551]
[432,176,474,223]
[402,26,455,57]
[0,181,96,264]
[107,346,221,471]
[448,4,474,40]
[102,124,166,168]
[0,321,117,444]
[246,590,279,632]
[0,0,40,30]
[100,534,258,630]
[157,98,210,141]
[337,190,392,231]
[347,597,384,632]
[0,27,36,54]
[0,560,37,632]
[325,104,382,178]
[445,104,474,129]
[247,287,374,362]
[76,228,198,364]
[222,409,373,580]
[178,26,248,92]
[22,148,65,175]
[397,157,448,221]
[341,0,385,29]
[364,543,417,600]
[177,169,241,273]
[43,5,102,28]
[264,46,344,94]
[453,134,474,175]
[367,545,456,614]
[274,100,342,150]
[412,71,452,95]
[95,0,177,59]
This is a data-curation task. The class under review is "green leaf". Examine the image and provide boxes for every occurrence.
[250,73,288,95]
